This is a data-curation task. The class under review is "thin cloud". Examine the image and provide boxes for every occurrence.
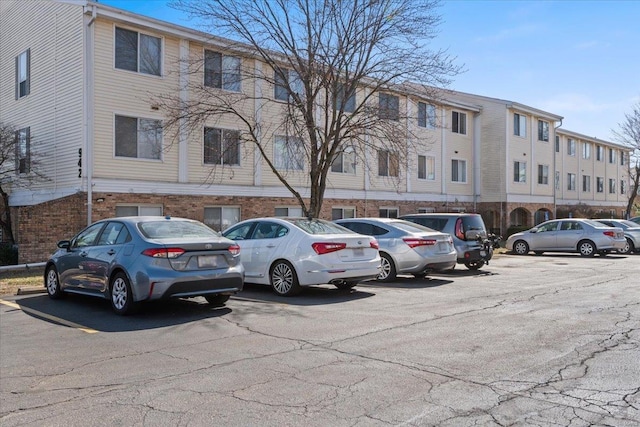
[473,24,540,43]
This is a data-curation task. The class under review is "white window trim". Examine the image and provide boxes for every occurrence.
[113,25,164,78]
[113,113,164,162]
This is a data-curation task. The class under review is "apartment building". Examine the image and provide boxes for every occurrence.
[0,0,632,263]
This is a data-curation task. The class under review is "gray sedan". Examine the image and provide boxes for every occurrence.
[506,218,626,257]
[335,218,457,281]
[595,219,640,254]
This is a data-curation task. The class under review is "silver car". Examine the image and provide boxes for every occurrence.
[595,219,640,254]
[506,218,626,257]
[335,218,457,281]
[45,216,244,315]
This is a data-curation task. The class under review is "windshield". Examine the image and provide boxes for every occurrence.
[286,218,354,235]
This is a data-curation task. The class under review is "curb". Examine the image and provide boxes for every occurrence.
[17,287,46,295]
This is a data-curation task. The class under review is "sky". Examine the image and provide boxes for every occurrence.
[98,0,640,143]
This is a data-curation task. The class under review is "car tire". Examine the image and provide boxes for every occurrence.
[578,240,596,257]
[270,260,301,296]
[513,240,529,255]
[618,238,633,255]
[110,272,138,315]
[464,260,485,270]
[377,253,397,282]
[45,266,64,299]
[334,281,357,290]
[205,294,231,306]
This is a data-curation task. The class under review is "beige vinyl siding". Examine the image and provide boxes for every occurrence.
[0,0,85,193]
[92,18,180,182]
[476,101,506,201]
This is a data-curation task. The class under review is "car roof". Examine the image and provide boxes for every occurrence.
[400,213,479,217]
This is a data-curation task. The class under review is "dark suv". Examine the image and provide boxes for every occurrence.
[399,213,490,270]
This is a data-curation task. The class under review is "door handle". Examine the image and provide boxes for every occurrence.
[266,244,276,248]
[107,249,116,255]
[80,252,88,257]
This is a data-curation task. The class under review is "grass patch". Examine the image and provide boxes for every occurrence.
[0,268,44,296]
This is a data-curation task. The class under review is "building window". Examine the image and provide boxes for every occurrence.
[15,49,30,99]
[379,208,398,218]
[620,151,626,166]
[274,136,304,170]
[379,93,399,121]
[582,175,591,192]
[418,102,436,129]
[274,68,303,101]
[608,148,616,164]
[555,171,560,190]
[115,27,161,76]
[274,206,303,217]
[621,180,626,195]
[608,178,616,194]
[537,164,549,185]
[115,205,163,216]
[567,173,576,191]
[452,111,467,134]
[582,142,591,159]
[514,161,526,183]
[514,113,526,137]
[335,83,355,113]
[204,50,241,92]
[331,207,356,220]
[204,128,240,165]
[596,145,604,161]
[567,139,576,156]
[331,146,356,174]
[418,207,436,213]
[596,177,604,193]
[15,127,30,174]
[555,136,560,153]
[204,206,240,232]
[451,159,467,183]
[378,149,399,177]
[115,115,162,160]
[538,120,549,142]
[417,155,435,180]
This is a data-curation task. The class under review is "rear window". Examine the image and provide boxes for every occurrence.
[287,218,354,235]
[390,221,437,233]
[138,220,219,239]
[461,215,486,232]
[404,217,448,231]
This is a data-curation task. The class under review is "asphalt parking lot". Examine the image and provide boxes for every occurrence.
[1,252,639,426]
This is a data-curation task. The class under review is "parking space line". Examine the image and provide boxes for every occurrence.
[0,299,99,334]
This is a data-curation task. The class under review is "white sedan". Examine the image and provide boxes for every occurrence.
[222,217,381,295]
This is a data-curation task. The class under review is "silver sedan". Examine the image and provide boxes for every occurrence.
[335,218,457,281]
[506,218,626,257]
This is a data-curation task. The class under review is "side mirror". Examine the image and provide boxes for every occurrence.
[57,240,71,250]
[529,228,538,233]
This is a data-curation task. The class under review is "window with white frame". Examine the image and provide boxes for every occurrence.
[582,142,591,159]
[537,164,549,185]
[608,148,616,164]
[621,180,626,195]
[15,49,30,99]
[451,159,467,183]
[555,135,560,153]
[379,207,398,218]
[331,207,356,220]
[555,171,560,190]
[620,150,626,166]
[331,146,356,174]
[567,139,576,156]
[417,155,435,180]
[15,127,30,174]
[334,82,356,113]
[514,113,526,137]
[379,93,399,121]
[596,145,604,161]
[596,177,604,193]
[567,173,576,191]
[378,149,399,177]
[274,206,303,217]
[582,175,591,192]
[274,68,303,101]
[538,120,549,142]
[115,205,163,217]
[204,206,240,232]
[418,102,436,129]
[418,207,436,213]
[115,115,162,160]
[204,50,241,92]
[115,27,161,76]
[274,136,304,170]
[514,161,526,183]
[452,111,467,134]
[204,127,240,165]
[608,178,616,194]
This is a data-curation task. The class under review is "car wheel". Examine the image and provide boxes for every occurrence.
[110,272,138,315]
[377,253,397,282]
[45,266,64,299]
[270,260,301,296]
[464,260,484,270]
[513,240,529,255]
[618,238,632,255]
[334,281,357,290]
[578,240,596,257]
[205,294,230,306]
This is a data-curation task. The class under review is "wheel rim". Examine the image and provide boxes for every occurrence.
[622,240,630,254]
[272,263,293,295]
[46,269,58,294]
[580,242,594,256]
[378,257,391,280]
[112,277,128,310]
[515,241,527,255]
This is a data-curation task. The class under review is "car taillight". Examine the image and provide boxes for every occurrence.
[403,238,437,248]
[370,240,379,250]
[312,242,347,255]
[142,248,185,258]
[228,244,240,256]
[455,218,465,240]
[603,231,615,238]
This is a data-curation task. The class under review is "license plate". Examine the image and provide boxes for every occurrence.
[353,248,364,257]
[438,242,448,252]
[198,255,219,268]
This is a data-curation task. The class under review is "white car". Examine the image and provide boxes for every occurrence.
[222,218,381,295]
[506,218,626,257]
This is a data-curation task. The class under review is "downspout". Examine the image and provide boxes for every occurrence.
[85,5,97,226]
[553,119,563,219]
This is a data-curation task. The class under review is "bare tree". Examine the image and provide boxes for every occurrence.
[157,0,461,217]
[612,101,640,218]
